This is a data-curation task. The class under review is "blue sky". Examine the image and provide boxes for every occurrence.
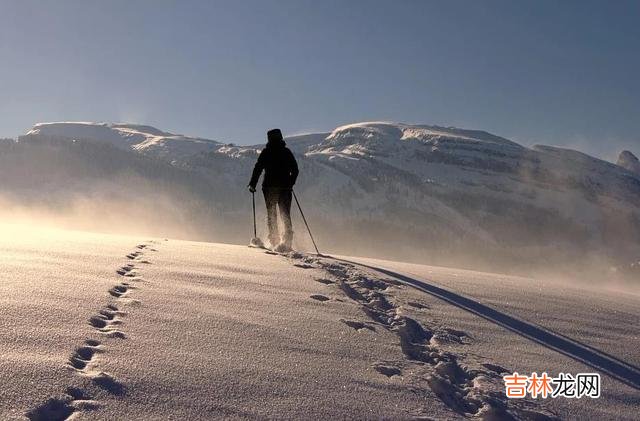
[0,0,638,160]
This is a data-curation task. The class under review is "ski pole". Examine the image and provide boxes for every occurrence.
[293,190,320,255]
[252,191,257,239]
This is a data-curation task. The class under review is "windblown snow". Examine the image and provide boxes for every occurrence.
[3,121,640,280]
[1,225,638,420]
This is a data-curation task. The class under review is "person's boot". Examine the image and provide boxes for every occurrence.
[268,233,279,249]
[272,230,292,253]
[283,229,293,250]
[274,230,293,253]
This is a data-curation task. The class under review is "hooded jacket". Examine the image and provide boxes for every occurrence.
[249,135,299,190]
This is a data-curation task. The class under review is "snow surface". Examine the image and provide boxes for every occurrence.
[26,122,222,160]
[1,224,638,419]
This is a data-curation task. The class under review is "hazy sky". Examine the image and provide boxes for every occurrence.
[1,0,638,160]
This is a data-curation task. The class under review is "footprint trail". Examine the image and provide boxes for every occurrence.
[285,252,559,420]
[26,240,162,420]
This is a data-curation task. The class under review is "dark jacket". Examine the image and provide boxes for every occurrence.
[249,139,299,190]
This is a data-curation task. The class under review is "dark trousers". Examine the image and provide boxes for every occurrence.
[263,188,293,247]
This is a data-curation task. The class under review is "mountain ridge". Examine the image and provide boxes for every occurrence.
[4,120,639,279]
[23,120,638,173]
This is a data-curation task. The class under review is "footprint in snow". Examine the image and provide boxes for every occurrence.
[116,265,135,276]
[89,316,109,329]
[108,284,129,298]
[65,387,93,401]
[91,372,126,396]
[68,341,101,371]
[430,328,472,345]
[482,363,510,375]
[99,308,119,320]
[100,330,126,339]
[407,301,429,310]
[294,263,314,269]
[340,319,376,332]
[26,392,100,421]
[373,364,402,377]
[89,304,124,335]
[26,397,76,421]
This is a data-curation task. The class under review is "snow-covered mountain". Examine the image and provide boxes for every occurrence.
[27,122,223,162]
[4,121,640,278]
[618,150,640,175]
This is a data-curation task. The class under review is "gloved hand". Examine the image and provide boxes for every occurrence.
[248,185,256,193]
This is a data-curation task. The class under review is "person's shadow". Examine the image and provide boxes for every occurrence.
[334,257,640,391]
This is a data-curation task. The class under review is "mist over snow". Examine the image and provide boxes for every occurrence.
[2,121,640,420]
[2,120,639,282]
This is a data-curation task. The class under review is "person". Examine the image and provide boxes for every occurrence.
[248,129,299,249]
